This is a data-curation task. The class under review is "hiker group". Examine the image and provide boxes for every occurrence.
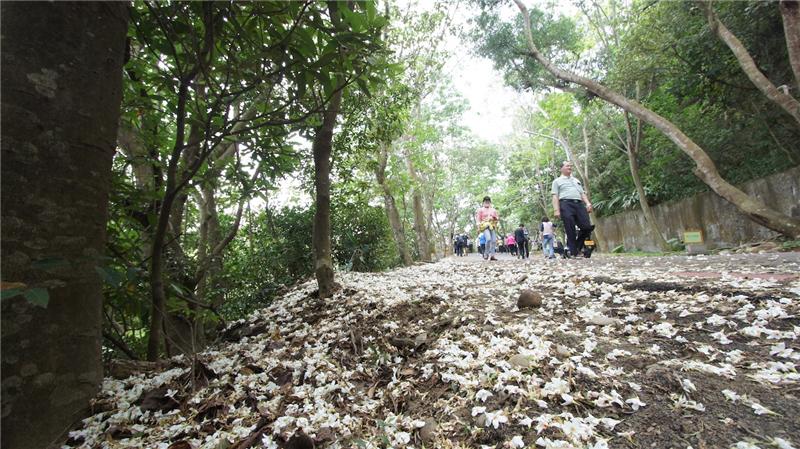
[471,161,595,261]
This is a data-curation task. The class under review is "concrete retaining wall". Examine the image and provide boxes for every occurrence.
[593,166,800,252]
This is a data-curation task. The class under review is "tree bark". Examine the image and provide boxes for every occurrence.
[403,148,432,261]
[118,121,155,191]
[312,89,343,298]
[779,1,800,92]
[375,143,413,266]
[580,124,592,197]
[629,152,668,251]
[624,107,672,251]
[0,3,127,448]
[146,4,215,361]
[514,0,800,238]
[147,81,192,361]
[704,2,800,127]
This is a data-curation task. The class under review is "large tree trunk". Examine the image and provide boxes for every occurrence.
[375,143,413,266]
[0,3,127,448]
[403,148,431,261]
[703,2,800,127]
[312,89,343,298]
[780,1,800,91]
[515,0,800,238]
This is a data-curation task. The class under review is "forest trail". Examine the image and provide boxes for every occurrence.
[67,253,800,449]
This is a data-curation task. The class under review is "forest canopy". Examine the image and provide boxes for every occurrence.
[74,0,800,361]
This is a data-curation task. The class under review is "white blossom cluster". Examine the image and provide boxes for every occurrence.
[64,254,799,448]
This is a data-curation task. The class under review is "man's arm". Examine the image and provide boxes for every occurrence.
[552,194,561,218]
[581,193,593,213]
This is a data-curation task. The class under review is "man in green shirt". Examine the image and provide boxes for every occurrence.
[551,161,594,258]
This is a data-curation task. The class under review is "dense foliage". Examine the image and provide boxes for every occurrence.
[100,0,799,360]
[472,0,798,221]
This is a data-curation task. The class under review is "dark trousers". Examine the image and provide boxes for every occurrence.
[518,239,529,258]
[560,199,592,256]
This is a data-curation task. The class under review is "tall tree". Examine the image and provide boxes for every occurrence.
[1,3,128,448]
[312,0,387,297]
[604,107,673,250]
[509,0,800,238]
[375,142,414,265]
[312,85,344,298]
[403,134,432,262]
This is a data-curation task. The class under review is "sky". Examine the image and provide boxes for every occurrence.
[272,1,543,208]
[447,49,523,144]
[444,1,529,145]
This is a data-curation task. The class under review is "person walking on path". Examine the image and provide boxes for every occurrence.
[476,196,500,261]
[551,161,594,258]
[478,232,486,256]
[514,223,529,259]
[506,233,517,256]
[540,216,556,259]
[458,234,468,256]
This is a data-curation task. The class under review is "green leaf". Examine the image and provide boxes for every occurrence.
[356,77,371,97]
[340,7,365,33]
[293,28,318,58]
[96,266,125,287]
[171,21,194,35]
[312,70,330,91]
[126,266,141,282]
[24,288,49,308]
[313,52,339,71]
[169,282,188,297]
[1,288,25,301]
[365,1,376,22]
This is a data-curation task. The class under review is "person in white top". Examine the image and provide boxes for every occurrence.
[539,216,557,259]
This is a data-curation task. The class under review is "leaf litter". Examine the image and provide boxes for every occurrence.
[65,252,800,449]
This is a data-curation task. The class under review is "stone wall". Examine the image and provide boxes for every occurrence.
[593,166,800,252]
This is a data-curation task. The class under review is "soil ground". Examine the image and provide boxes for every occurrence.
[66,251,800,449]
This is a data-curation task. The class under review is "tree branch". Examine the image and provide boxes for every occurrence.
[702,1,800,127]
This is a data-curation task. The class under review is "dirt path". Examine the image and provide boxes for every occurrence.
[66,252,800,449]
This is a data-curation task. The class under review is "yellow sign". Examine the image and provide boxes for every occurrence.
[683,230,704,244]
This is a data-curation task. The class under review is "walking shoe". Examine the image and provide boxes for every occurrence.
[490,256,497,261]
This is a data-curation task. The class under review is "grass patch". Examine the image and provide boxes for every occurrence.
[781,239,800,251]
